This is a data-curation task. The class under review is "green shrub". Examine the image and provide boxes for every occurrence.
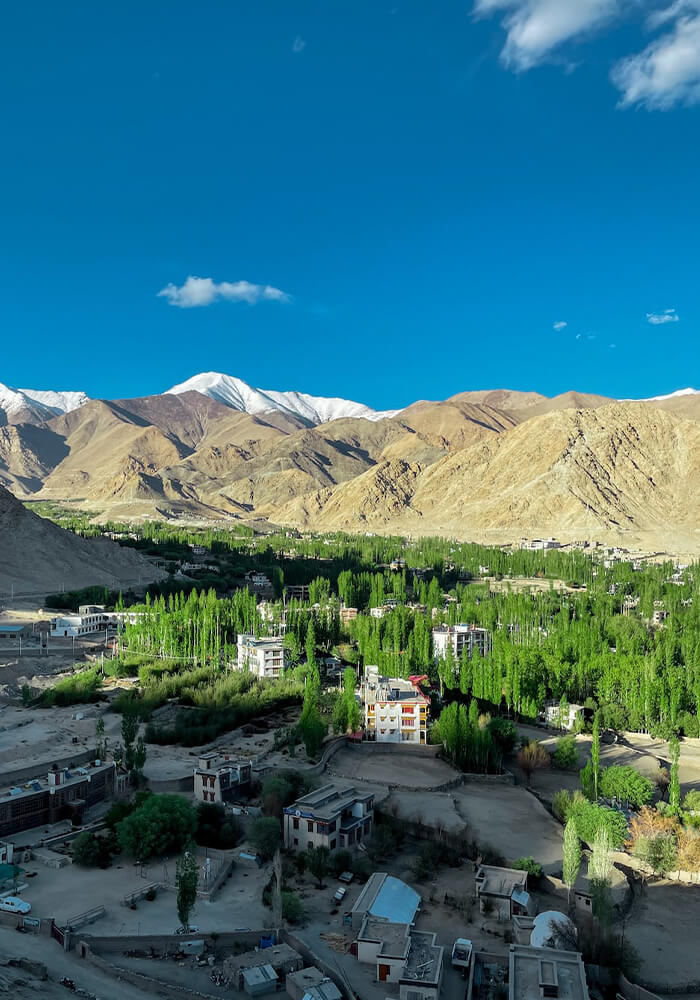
[599,766,653,809]
[568,799,628,848]
[249,817,282,860]
[511,857,543,881]
[329,848,353,877]
[552,735,579,770]
[39,667,103,707]
[683,790,700,813]
[281,891,304,922]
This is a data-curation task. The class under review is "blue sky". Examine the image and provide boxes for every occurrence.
[1,0,699,409]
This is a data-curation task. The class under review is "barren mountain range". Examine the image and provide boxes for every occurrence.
[0,373,698,554]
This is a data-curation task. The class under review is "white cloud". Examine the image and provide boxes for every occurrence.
[292,35,306,53]
[553,320,567,330]
[647,307,680,324]
[472,0,626,71]
[158,276,291,309]
[612,2,700,108]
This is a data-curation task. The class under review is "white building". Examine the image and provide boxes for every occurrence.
[543,700,584,731]
[361,666,429,744]
[236,634,289,679]
[50,610,115,637]
[432,624,492,661]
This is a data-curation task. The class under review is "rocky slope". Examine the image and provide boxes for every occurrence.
[0,484,164,593]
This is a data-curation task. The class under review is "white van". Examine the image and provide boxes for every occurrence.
[0,896,31,915]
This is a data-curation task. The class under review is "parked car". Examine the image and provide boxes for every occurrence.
[451,938,473,978]
[338,871,354,884]
[0,896,31,915]
[333,886,347,903]
[174,924,199,935]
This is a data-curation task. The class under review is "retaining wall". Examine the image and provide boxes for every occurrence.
[0,748,94,787]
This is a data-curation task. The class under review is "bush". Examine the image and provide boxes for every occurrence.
[72,832,104,867]
[351,855,372,881]
[511,857,543,882]
[366,826,398,863]
[552,789,574,822]
[488,718,517,755]
[249,817,282,860]
[683,790,700,813]
[552,735,579,770]
[329,848,353,878]
[117,794,197,860]
[281,891,304,923]
[195,803,242,850]
[599,766,653,809]
[104,790,151,830]
[568,799,628,849]
[39,667,103,707]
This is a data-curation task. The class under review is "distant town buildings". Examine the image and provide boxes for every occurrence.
[432,624,492,661]
[361,666,429,744]
[236,634,288,679]
[519,537,562,551]
[0,761,116,839]
[284,584,310,603]
[283,783,374,853]
[339,606,358,625]
[193,753,252,805]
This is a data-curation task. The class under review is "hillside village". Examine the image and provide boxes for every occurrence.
[1,519,699,1000]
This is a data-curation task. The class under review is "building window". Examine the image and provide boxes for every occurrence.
[293,818,299,830]
[330,839,336,850]
[307,820,314,833]
[293,838,299,846]
[328,820,337,832]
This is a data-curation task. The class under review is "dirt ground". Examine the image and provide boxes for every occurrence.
[625,880,700,988]
[18,849,272,935]
[329,747,460,788]
[451,784,565,870]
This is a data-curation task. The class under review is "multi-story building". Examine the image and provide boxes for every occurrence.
[361,666,429,744]
[431,624,492,661]
[284,584,310,603]
[0,761,116,839]
[283,783,374,853]
[236,634,289,679]
[193,753,252,804]
[50,609,115,637]
[339,606,358,625]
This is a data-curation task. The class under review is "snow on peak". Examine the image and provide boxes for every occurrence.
[642,388,698,402]
[167,372,398,424]
[0,382,89,421]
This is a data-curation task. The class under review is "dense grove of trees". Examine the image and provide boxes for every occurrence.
[39,507,700,739]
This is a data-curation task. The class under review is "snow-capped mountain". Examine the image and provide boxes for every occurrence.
[0,382,89,425]
[167,372,399,424]
[640,388,698,402]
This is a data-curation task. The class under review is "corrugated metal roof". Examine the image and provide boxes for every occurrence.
[368,874,420,924]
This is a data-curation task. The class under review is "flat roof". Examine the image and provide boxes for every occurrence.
[509,945,588,1000]
[476,865,528,897]
[228,944,301,971]
[0,624,28,632]
[402,931,443,986]
[0,761,114,804]
[287,783,373,820]
[359,918,410,957]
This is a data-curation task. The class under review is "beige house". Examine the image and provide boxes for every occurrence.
[236,634,288,679]
[193,753,252,805]
[356,919,443,999]
[283,783,374,852]
[361,666,429,744]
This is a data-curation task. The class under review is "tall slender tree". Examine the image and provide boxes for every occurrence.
[562,819,581,909]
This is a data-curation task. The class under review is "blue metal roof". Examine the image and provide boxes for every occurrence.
[368,875,420,924]
[0,625,25,632]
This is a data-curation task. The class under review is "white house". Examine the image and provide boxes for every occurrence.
[236,634,289,679]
